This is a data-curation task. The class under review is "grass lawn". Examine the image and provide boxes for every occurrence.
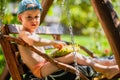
[40,34,112,58]
[0,34,112,76]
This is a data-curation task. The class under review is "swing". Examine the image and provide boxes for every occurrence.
[1,0,120,80]
[0,0,95,80]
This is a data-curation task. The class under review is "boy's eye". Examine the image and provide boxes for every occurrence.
[25,16,40,20]
[26,16,32,19]
[35,16,40,19]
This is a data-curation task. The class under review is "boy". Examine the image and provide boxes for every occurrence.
[17,0,119,79]
[17,0,67,78]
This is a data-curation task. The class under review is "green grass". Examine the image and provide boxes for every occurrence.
[62,35,111,56]
[0,34,111,76]
[39,34,112,58]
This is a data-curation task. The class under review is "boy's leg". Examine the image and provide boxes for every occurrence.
[76,54,119,79]
[56,53,119,79]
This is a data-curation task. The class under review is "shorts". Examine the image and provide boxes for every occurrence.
[32,61,47,78]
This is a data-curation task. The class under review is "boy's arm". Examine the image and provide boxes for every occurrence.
[19,31,65,48]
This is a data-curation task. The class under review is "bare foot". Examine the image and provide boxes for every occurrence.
[102,66,119,79]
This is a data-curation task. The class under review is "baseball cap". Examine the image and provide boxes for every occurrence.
[17,0,42,14]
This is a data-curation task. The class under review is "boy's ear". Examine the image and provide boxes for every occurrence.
[18,15,22,22]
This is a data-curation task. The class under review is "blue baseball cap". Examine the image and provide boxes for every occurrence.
[17,0,42,14]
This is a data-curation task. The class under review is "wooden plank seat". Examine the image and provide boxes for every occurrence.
[0,24,118,80]
[0,24,93,80]
[7,24,63,40]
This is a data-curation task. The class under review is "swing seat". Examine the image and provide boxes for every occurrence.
[0,24,97,80]
[25,65,97,80]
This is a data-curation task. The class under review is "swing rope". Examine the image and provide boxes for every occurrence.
[65,0,80,79]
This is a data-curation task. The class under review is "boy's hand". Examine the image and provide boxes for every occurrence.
[53,41,66,50]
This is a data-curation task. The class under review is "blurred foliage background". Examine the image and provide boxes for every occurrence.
[1,0,119,35]
[0,0,120,75]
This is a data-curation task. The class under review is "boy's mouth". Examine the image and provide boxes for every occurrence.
[32,24,36,26]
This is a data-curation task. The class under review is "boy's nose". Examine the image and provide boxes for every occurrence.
[31,18,37,22]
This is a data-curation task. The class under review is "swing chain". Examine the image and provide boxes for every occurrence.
[65,0,80,79]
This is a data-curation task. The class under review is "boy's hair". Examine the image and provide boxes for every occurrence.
[17,0,42,14]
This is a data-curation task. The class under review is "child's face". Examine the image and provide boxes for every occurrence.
[18,9,41,32]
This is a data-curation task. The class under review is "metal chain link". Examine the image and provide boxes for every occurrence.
[65,0,80,79]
